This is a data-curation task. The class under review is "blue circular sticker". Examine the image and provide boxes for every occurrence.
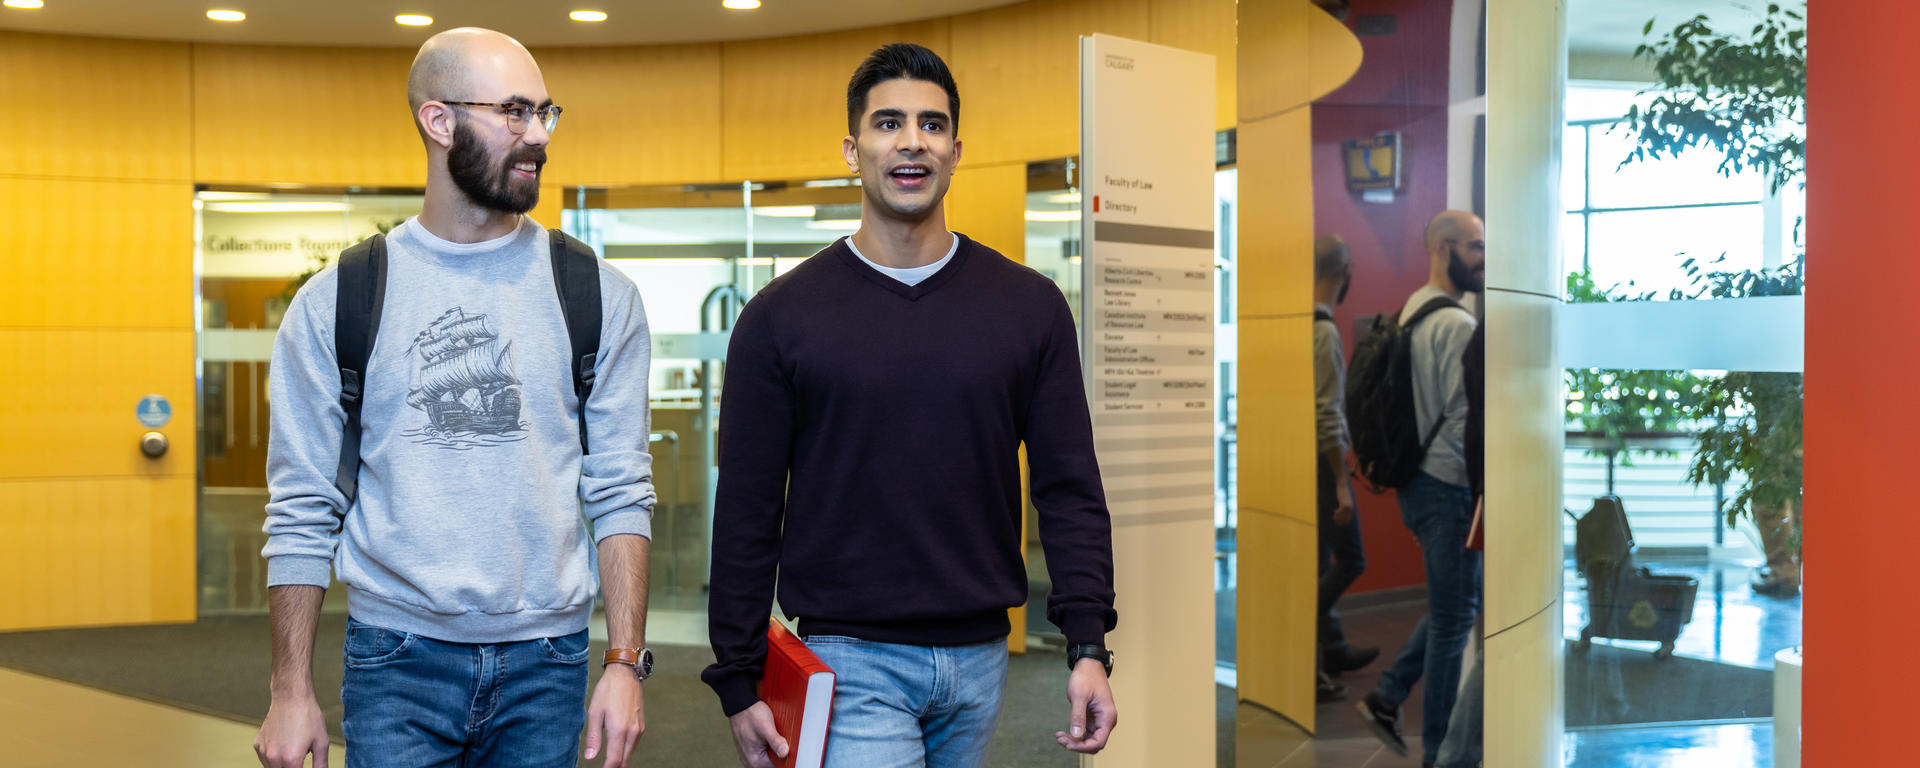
[137,394,172,428]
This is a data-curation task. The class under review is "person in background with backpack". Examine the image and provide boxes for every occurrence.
[1355,210,1484,767]
[1311,235,1380,704]
[254,28,655,768]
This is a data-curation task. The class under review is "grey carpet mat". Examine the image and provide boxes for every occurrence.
[1564,640,1774,726]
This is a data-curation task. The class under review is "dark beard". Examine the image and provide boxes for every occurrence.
[1448,247,1484,293]
[447,119,544,215]
[1336,276,1351,305]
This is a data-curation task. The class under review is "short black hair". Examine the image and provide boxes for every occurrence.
[846,43,960,137]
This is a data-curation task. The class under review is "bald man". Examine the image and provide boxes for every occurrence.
[256,28,656,768]
[1355,211,1484,767]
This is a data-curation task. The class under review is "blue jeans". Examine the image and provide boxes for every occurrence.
[1376,472,1481,765]
[802,635,1010,768]
[1435,640,1483,768]
[340,617,590,768]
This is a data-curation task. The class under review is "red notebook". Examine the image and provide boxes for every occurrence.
[758,618,836,768]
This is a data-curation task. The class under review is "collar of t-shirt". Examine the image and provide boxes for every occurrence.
[844,233,960,286]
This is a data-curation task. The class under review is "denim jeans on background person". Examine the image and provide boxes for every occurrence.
[803,634,1010,768]
[340,617,590,768]
[1375,471,1481,765]
[1319,462,1367,650]
[1435,639,1484,768]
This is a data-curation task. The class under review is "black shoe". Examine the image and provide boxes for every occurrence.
[1316,671,1347,703]
[1356,691,1408,757]
[1324,644,1381,675]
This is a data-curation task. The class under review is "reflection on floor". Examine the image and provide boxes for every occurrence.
[1565,721,1772,768]
[1563,557,1801,672]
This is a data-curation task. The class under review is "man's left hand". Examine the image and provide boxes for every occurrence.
[1054,658,1118,753]
[585,667,646,766]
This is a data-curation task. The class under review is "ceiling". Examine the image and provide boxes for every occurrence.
[0,0,1021,47]
[1567,0,1781,55]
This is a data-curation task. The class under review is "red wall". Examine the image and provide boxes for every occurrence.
[1313,0,1458,594]
[1803,2,1915,762]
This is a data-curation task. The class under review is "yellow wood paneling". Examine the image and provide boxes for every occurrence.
[949,0,1150,168]
[944,163,1028,265]
[535,43,725,187]
[1150,0,1238,132]
[721,22,952,182]
[0,32,192,182]
[0,476,196,631]
[0,178,194,329]
[1234,506,1318,729]
[1235,112,1314,319]
[191,43,421,187]
[1231,1,1362,728]
[0,329,197,480]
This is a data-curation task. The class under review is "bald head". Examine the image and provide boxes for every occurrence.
[1424,210,1482,255]
[408,28,546,138]
[1313,235,1350,282]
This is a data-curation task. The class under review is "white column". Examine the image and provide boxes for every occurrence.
[1483,1,1568,767]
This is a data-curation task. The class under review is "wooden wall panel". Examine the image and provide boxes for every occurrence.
[0,178,194,329]
[0,328,197,481]
[721,21,952,182]
[535,43,725,187]
[0,32,192,181]
[1150,0,1239,132]
[943,163,1028,265]
[948,0,1150,168]
[0,476,197,630]
[191,44,420,187]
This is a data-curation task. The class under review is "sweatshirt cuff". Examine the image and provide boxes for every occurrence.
[590,508,653,543]
[713,673,762,717]
[1061,611,1108,648]
[266,555,333,589]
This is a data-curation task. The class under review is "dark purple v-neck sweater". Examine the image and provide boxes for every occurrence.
[701,234,1118,716]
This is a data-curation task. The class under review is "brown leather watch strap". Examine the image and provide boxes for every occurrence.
[603,648,640,667]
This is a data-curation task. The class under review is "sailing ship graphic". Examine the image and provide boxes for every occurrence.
[403,307,527,447]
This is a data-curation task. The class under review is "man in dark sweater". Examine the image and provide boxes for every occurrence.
[702,43,1120,768]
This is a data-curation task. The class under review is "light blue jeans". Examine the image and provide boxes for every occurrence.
[802,635,1010,768]
[340,617,589,768]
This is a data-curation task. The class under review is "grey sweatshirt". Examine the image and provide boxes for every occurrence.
[262,216,655,642]
[1398,285,1476,490]
[1312,302,1350,456]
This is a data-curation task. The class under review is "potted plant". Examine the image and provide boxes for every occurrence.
[1612,2,1806,595]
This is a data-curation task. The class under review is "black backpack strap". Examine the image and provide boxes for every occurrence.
[1402,295,1465,329]
[334,234,388,501]
[549,229,602,454]
[1313,308,1334,323]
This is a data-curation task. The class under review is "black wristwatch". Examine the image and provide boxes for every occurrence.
[1066,644,1114,677]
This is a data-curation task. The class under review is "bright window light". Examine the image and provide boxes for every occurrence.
[3,0,46,9]
[395,14,433,26]
[755,206,817,218]
[204,202,351,214]
[722,0,761,10]
[804,219,861,231]
[1025,210,1081,222]
[569,10,607,22]
[206,9,245,22]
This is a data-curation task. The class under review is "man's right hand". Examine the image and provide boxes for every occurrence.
[254,693,329,768]
[1333,483,1357,527]
[727,701,790,768]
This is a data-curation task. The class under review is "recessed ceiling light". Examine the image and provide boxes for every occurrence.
[395,13,433,26]
[722,0,761,10]
[569,10,607,22]
[206,9,245,22]
[3,0,46,9]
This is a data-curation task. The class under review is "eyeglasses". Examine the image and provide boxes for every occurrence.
[441,101,563,134]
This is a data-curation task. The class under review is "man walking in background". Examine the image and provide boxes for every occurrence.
[1356,210,1484,768]
[704,43,1120,768]
[1312,235,1379,703]
[255,27,655,768]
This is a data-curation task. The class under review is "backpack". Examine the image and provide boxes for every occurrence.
[330,228,601,501]
[1343,295,1463,491]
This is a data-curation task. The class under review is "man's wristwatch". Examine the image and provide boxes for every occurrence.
[1066,644,1114,677]
[603,647,654,682]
